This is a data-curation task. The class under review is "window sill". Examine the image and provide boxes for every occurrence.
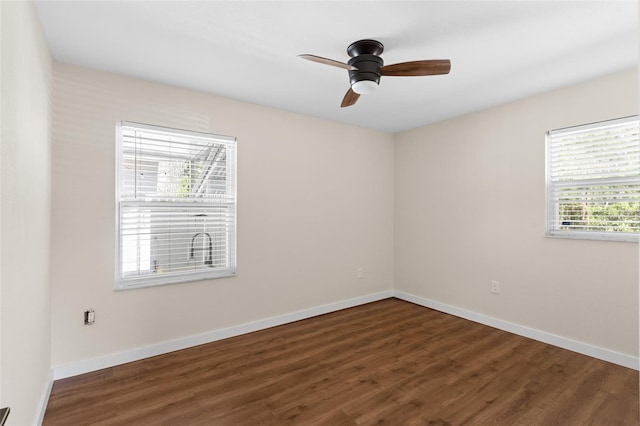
[116,268,236,291]
[545,232,639,243]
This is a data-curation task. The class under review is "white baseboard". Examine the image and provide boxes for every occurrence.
[52,290,393,380]
[36,369,53,425]
[51,288,638,382]
[393,290,639,371]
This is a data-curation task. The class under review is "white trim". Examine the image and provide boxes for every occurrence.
[393,290,639,371]
[35,369,53,426]
[545,233,639,243]
[52,290,393,380]
[51,289,638,381]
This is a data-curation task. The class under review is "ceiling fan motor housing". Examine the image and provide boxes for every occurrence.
[347,39,385,89]
[348,55,383,87]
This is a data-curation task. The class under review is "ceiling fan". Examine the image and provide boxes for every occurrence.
[299,39,451,108]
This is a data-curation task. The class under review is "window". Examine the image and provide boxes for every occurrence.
[546,116,639,242]
[116,121,236,289]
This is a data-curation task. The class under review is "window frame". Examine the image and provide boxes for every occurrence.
[115,121,237,290]
[545,115,639,243]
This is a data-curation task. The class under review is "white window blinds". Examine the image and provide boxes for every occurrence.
[546,116,639,241]
[117,121,236,289]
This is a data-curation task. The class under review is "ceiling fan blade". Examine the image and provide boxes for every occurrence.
[381,59,451,76]
[341,88,360,108]
[298,54,358,71]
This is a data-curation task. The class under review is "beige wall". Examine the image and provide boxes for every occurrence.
[0,2,52,424]
[50,63,395,367]
[395,69,638,357]
[51,64,638,370]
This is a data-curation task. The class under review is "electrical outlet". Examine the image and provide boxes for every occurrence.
[357,267,364,279]
[84,309,95,325]
[490,281,500,294]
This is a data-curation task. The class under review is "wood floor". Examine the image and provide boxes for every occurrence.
[44,298,639,425]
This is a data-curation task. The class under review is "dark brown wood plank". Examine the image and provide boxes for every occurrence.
[43,298,639,425]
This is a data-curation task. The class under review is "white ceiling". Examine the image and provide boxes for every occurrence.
[34,1,638,133]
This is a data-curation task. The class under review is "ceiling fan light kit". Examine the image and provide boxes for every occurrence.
[299,39,451,107]
[351,80,378,95]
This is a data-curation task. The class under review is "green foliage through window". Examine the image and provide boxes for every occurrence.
[547,116,639,240]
